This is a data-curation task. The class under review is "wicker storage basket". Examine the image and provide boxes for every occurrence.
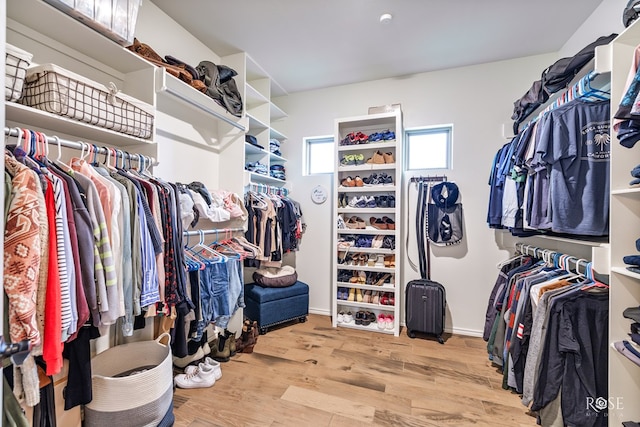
[5,43,33,102]
[83,333,173,427]
[21,63,153,138]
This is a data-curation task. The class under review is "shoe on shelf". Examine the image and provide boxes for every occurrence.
[385,314,394,330]
[375,254,385,268]
[354,176,364,187]
[372,291,380,304]
[348,288,356,301]
[340,154,356,166]
[337,311,345,323]
[366,150,385,164]
[377,313,386,329]
[383,152,395,164]
[343,311,354,323]
[355,311,365,325]
[355,131,369,143]
[382,129,396,142]
[369,132,383,142]
[365,196,377,208]
[174,363,216,389]
[341,177,355,187]
[370,217,388,230]
[382,216,395,230]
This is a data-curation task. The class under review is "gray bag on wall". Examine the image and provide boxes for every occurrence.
[427,182,463,246]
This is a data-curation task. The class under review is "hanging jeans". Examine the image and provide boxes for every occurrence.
[216,259,245,329]
[200,261,230,329]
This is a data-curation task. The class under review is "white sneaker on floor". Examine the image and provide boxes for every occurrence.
[174,363,216,389]
[203,357,223,380]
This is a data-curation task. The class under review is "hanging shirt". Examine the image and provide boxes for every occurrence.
[537,99,610,236]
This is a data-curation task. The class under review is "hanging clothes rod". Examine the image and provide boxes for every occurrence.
[245,182,289,196]
[514,242,594,277]
[4,127,158,166]
[410,175,447,183]
[183,227,245,237]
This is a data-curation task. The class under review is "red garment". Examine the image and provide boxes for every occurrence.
[43,178,63,376]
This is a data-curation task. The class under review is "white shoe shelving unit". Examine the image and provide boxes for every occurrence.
[332,111,402,336]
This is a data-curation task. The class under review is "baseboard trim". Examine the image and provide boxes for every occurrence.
[309,308,331,316]
[449,327,483,337]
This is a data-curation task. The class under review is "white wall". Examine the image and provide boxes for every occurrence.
[560,0,627,57]
[276,53,558,335]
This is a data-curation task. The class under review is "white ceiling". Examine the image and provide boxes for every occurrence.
[150,0,604,95]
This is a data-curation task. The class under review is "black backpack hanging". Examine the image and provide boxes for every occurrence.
[541,33,617,95]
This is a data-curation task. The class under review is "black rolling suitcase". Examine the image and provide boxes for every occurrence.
[405,279,446,344]
[405,179,451,344]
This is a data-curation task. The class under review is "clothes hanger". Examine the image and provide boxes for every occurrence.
[191,230,227,262]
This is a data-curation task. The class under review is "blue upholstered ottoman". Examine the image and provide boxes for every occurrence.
[244,281,309,334]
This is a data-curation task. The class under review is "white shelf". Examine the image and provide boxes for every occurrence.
[336,283,396,292]
[7,1,149,75]
[335,321,396,334]
[335,300,397,310]
[245,142,268,156]
[338,185,396,192]
[337,229,396,236]
[6,102,154,148]
[156,71,245,132]
[338,208,396,214]
[611,266,640,281]
[270,153,287,163]
[247,113,269,130]
[270,103,287,121]
[247,171,286,185]
[270,127,287,140]
[246,83,269,107]
[337,265,395,273]
[338,141,397,152]
[611,187,640,196]
[338,164,396,172]
[338,247,394,255]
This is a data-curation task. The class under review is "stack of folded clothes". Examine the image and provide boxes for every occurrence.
[269,139,282,157]
[623,238,640,274]
[630,164,640,186]
[245,161,268,175]
[613,306,640,368]
[270,164,286,180]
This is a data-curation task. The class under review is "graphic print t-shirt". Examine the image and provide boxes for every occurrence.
[537,99,610,236]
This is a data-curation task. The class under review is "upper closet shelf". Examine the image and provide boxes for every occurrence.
[270,103,287,121]
[270,127,287,141]
[246,83,269,108]
[7,0,149,75]
[155,70,245,132]
[5,102,154,148]
[247,113,269,131]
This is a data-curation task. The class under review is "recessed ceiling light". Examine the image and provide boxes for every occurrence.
[379,13,393,24]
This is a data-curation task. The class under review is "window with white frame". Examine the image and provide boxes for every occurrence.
[405,126,452,170]
[305,136,334,175]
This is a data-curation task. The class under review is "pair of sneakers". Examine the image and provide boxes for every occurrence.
[337,311,354,323]
[377,314,395,330]
[348,195,376,209]
[174,357,222,389]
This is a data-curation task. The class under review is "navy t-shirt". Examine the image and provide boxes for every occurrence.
[537,99,610,236]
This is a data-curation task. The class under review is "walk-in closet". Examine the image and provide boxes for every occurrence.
[1,0,638,426]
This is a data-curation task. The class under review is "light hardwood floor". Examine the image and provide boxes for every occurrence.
[172,314,537,427]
